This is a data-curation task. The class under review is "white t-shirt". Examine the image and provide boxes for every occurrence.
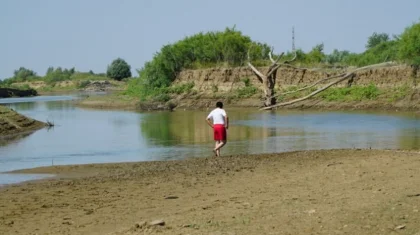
[207,108,227,125]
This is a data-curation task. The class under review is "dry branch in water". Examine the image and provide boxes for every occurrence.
[259,62,397,110]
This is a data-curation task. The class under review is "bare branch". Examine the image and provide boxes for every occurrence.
[260,62,397,110]
[275,73,346,97]
[284,51,297,64]
[247,46,265,82]
[247,62,265,83]
[266,57,285,78]
[247,45,253,62]
[268,51,284,66]
[268,48,275,63]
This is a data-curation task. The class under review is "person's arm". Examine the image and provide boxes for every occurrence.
[206,112,213,128]
[206,118,213,128]
[223,110,229,129]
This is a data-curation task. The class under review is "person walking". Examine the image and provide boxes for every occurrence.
[206,101,229,157]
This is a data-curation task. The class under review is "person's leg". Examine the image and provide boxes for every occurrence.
[214,126,227,156]
[213,141,219,156]
[215,140,226,151]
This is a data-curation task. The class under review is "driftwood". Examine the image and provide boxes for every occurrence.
[259,62,397,110]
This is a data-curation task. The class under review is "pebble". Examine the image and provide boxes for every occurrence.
[149,220,165,226]
[395,224,406,230]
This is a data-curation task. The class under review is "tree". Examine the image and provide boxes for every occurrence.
[325,49,351,65]
[306,43,325,64]
[247,48,297,107]
[366,32,390,49]
[13,67,37,81]
[398,21,420,65]
[106,58,132,81]
[46,67,54,75]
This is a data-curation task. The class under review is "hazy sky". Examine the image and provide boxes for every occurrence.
[1,0,419,79]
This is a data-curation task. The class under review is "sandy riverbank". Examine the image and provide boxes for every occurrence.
[1,149,420,234]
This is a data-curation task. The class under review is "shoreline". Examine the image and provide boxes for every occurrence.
[1,149,420,234]
[75,94,420,113]
[4,148,420,175]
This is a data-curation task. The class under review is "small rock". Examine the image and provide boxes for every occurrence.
[307,209,316,214]
[395,224,406,230]
[135,221,147,228]
[149,220,165,226]
[242,202,251,208]
[165,196,179,199]
[62,221,73,225]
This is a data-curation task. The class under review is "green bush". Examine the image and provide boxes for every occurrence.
[77,80,91,89]
[106,58,132,81]
[128,26,271,100]
[235,86,258,98]
[242,77,251,87]
[167,82,194,94]
[388,84,411,102]
[44,67,74,84]
[399,21,420,65]
[366,32,390,49]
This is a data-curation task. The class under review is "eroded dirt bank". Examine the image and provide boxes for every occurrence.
[0,88,37,98]
[174,64,420,92]
[76,64,420,111]
[1,149,420,234]
[0,105,46,136]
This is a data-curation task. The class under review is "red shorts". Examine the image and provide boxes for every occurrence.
[213,124,227,141]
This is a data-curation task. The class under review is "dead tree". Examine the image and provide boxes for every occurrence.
[247,46,397,110]
[260,61,397,110]
[247,48,296,107]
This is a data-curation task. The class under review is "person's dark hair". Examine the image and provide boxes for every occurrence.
[216,101,223,108]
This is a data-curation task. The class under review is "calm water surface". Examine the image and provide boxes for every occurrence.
[1,93,420,184]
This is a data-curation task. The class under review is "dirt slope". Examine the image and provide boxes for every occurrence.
[175,64,419,93]
[0,105,45,136]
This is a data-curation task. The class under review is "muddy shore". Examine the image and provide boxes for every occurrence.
[1,149,420,234]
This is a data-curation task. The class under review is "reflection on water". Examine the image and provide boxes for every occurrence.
[1,94,420,185]
[140,110,277,146]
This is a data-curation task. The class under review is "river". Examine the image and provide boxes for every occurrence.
[1,93,420,185]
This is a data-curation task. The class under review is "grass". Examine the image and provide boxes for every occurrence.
[125,81,195,102]
[316,83,381,101]
[387,84,411,102]
[235,86,258,98]
[233,77,258,98]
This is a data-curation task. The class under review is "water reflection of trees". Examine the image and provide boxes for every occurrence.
[45,101,75,111]
[6,102,37,111]
[140,112,175,146]
[139,110,275,146]
[398,128,420,150]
